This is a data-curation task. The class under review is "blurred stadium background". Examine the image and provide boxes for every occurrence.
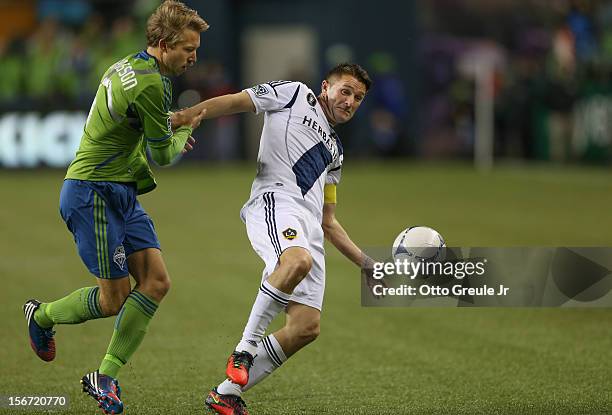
[1,0,612,414]
[3,0,612,166]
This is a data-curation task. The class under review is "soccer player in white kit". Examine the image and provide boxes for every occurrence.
[177,63,373,415]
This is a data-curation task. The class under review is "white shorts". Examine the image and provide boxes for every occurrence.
[241,192,326,311]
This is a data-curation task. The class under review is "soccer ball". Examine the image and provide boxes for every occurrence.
[392,226,446,262]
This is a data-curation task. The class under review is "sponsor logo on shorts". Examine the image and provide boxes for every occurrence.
[113,245,126,270]
[282,228,298,240]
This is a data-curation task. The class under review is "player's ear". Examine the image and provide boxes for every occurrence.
[321,79,329,95]
[159,39,168,52]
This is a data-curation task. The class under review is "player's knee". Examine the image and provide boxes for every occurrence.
[158,274,171,297]
[294,320,320,345]
[100,289,129,316]
[102,300,122,316]
[143,271,171,300]
[285,250,313,280]
[295,254,313,276]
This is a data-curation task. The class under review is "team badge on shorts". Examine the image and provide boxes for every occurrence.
[282,228,298,240]
[113,245,126,270]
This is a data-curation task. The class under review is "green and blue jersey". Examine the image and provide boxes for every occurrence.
[66,50,192,194]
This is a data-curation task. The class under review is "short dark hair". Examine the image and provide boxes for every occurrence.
[325,63,372,92]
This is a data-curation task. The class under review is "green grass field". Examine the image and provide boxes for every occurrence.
[1,162,611,414]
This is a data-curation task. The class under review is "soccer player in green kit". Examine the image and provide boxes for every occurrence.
[22,2,208,413]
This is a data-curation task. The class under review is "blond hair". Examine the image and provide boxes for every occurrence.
[146,0,209,48]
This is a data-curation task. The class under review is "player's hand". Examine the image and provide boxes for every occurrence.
[171,108,206,130]
[190,108,206,129]
[362,256,386,299]
[181,136,196,154]
[170,110,188,129]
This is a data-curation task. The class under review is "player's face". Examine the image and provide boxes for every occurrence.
[320,74,367,125]
[162,29,200,76]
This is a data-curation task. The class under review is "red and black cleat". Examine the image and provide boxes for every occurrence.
[205,387,249,415]
[23,299,56,362]
[225,351,254,387]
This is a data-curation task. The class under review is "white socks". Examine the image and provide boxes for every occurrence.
[240,280,289,346]
[217,279,291,397]
[217,334,288,396]
[243,334,287,391]
[217,379,242,396]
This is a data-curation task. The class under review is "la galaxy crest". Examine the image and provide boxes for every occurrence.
[282,228,298,240]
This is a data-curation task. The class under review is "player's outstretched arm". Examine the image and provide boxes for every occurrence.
[148,109,206,165]
[136,83,206,166]
[171,91,255,128]
[323,195,384,297]
[322,198,368,268]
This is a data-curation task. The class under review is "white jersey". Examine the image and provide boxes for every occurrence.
[243,81,343,222]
